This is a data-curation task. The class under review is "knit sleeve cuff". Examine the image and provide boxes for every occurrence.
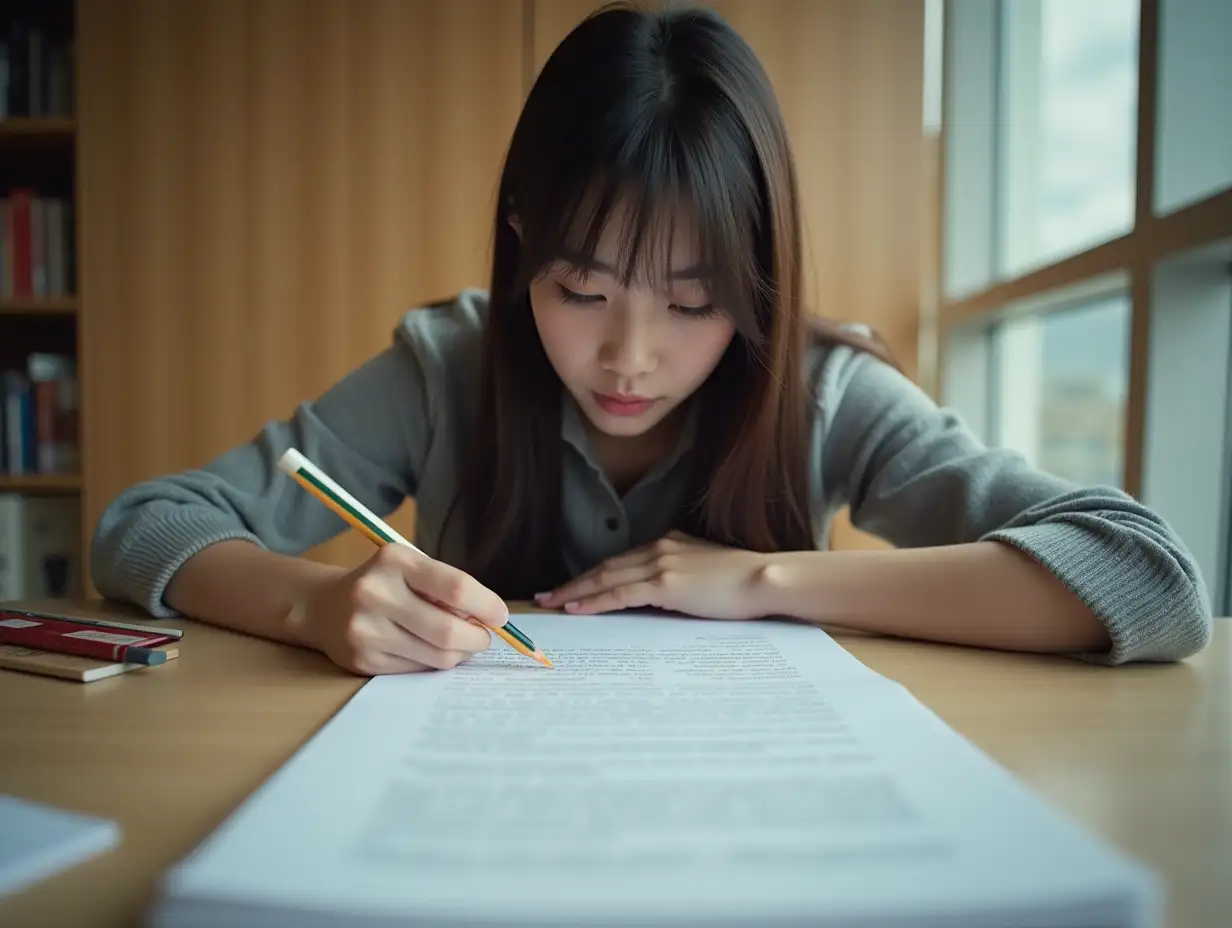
[982,520,1212,665]
[92,505,266,619]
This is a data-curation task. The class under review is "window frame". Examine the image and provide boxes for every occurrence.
[935,0,1232,606]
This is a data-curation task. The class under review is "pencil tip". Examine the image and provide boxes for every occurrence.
[535,651,554,668]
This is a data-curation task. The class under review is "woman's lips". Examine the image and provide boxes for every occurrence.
[593,392,657,416]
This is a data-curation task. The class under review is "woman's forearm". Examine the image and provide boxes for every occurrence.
[164,539,346,647]
[756,541,1112,654]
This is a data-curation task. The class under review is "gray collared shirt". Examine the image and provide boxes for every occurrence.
[91,288,1212,665]
[557,390,699,579]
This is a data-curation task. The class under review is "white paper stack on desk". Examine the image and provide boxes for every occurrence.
[148,612,1160,928]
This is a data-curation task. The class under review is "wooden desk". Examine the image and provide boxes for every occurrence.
[1,601,1228,927]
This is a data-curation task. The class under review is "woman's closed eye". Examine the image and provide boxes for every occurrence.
[669,301,717,319]
[556,283,606,305]
[556,281,717,319]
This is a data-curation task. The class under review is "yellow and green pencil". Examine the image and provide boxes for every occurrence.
[278,448,552,668]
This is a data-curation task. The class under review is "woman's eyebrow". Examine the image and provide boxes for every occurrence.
[557,248,711,281]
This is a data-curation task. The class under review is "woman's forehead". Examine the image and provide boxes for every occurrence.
[556,192,706,280]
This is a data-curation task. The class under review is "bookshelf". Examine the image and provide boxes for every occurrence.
[0,116,74,138]
[0,473,80,493]
[0,295,76,314]
[0,0,82,601]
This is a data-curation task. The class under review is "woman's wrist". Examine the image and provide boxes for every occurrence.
[167,540,348,648]
[749,550,834,621]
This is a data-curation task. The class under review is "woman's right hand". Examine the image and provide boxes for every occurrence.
[289,544,508,675]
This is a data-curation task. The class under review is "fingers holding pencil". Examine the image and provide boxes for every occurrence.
[384,545,510,631]
[277,447,553,669]
[301,548,494,675]
[370,545,503,653]
[379,546,553,668]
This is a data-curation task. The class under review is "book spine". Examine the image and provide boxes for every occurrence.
[0,42,9,122]
[3,372,30,475]
[30,195,46,297]
[47,199,65,297]
[34,379,57,472]
[6,19,28,119]
[1,199,10,300]
[26,24,42,118]
[11,189,31,298]
[21,380,35,472]
[56,361,78,473]
[0,197,8,298]
[0,623,162,663]
[0,610,176,643]
[1,609,183,638]
[25,354,77,474]
[0,494,25,600]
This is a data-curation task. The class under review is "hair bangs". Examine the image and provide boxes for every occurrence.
[514,109,768,345]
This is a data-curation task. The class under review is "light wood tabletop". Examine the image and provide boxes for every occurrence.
[0,599,1228,927]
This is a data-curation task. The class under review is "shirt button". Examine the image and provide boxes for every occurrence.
[605,516,619,531]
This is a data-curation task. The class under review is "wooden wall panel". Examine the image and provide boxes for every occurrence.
[711,1,926,379]
[530,0,601,69]
[77,0,525,573]
[531,1,927,549]
[77,0,924,583]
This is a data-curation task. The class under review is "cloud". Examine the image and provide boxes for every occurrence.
[1003,0,1139,267]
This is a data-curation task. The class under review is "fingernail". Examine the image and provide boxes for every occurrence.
[534,592,550,602]
[564,601,578,611]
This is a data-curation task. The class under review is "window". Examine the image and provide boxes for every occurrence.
[991,294,1131,488]
[1141,245,1232,614]
[1155,0,1232,214]
[938,0,1232,605]
[997,0,1140,277]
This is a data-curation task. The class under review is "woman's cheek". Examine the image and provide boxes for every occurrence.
[533,300,595,373]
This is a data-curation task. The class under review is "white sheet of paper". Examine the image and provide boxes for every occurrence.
[156,613,1160,927]
[0,795,120,897]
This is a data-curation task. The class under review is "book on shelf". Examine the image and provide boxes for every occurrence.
[1,352,78,476]
[0,190,76,300]
[0,7,76,121]
[0,492,80,600]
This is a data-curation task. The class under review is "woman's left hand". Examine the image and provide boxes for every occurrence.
[534,531,771,620]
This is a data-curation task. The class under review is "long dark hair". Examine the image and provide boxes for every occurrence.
[447,1,895,598]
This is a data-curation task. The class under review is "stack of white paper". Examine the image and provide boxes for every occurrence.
[149,612,1161,927]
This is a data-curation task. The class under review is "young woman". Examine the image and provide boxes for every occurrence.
[90,2,1211,675]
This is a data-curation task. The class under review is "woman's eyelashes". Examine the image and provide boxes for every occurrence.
[555,282,717,319]
[670,301,717,319]
[556,283,605,305]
